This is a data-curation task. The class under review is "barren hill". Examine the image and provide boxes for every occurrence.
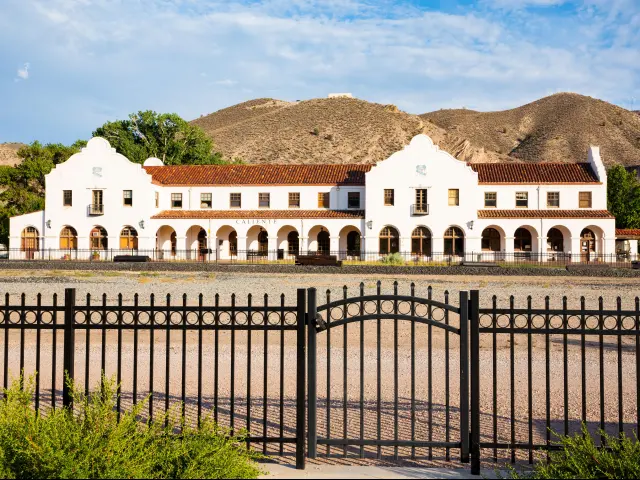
[191,97,507,164]
[0,143,23,166]
[421,93,640,166]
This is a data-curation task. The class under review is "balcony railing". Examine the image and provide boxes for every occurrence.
[411,203,429,215]
[87,204,104,215]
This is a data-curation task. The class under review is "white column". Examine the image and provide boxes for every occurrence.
[365,236,378,260]
[268,235,278,261]
[570,236,581,263]
[330,235,339,255]
[432,237,444,258]
[237,237,247,260]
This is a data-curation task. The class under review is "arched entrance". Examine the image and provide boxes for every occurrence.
[581,228,596,261]
[547,228,564,252]
[258,230,268,256]
[156,226,177,258]
[379,226,399,254]
[444,226,464,256]
[59,226,77,251]
[21,227,39,259]
[338,225,361,258]
[215,226,237,260]
[288,231,300,255]
[90,226,108,250]
[481,228,501,252]
[229,231,238,256]
[514,228,533,253]
[120,226,138,250]
[317,230,330,254]
[411,226,432,256]
[347,231,360,256]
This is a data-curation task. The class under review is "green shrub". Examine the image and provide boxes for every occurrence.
[505,425,640,479]
[380,252,404,265]
[0,377,262,479]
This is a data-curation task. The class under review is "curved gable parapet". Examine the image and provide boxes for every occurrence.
[46,137,153,183]
[368,134,478,182]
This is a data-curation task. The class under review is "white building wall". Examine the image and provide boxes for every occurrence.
[7,135,619,261]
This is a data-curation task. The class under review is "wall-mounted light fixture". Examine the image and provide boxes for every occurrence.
[366,220,373,230]
[46,220,51,229]
[467,220,474,231]
[139,220,145,229]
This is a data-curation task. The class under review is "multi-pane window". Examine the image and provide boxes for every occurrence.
[201,193,212,209]
[63,190,72,207]
[579,191,592,208]
[448,189,460,206]
[547,192,560,208]
[484,192,497,208]
[384,189,394,206]
[415,189,428,213]
[348,192,361,209]
[289,192,300,208]
[155,192,159,208]
[230,193,241,208]
[171,193,182,209]
[259,193,270,208]
[123,190,133,206]
[515,192,529,208]
[318,192,330,208]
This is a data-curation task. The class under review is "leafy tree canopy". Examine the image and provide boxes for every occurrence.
[607,164,640,229]
[92,111,225,165]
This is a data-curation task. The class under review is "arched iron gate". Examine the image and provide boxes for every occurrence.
[308,281,473,465]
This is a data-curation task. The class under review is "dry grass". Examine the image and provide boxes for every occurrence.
[190,97,506,165]
[422,92,640,167]
[0,143,23,166]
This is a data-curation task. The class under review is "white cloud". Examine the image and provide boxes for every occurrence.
[0,0,638,142]
[15,62,30,81]
[214,79,238,86]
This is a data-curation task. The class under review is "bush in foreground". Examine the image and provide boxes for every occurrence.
[506,425,640,479]
[0,377,262,479]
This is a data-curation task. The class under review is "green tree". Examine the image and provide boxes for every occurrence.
[93,111,225,165]
[607,165,640,229]
[0,141,86,244]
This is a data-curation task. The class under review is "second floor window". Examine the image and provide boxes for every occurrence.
[171,193,182,209]
[318,192,330,208]
[579,191,592,208]
[384,189,394,206]
[448,189,459,206]
[348,192,361,209]
[547,192,560,208]
[201,193,212,209]
[259,193,270,208]
[516,192,528,208]
[289,192,300,208]
[63,190,72,207]
[484,192,497,208]
[230,193,241,208]
[123,190,133,206]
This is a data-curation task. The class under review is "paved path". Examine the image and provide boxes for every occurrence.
[261,464,492,479]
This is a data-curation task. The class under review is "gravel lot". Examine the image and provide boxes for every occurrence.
[1,270,639,468]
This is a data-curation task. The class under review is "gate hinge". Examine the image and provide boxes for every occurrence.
[315,313,327,332]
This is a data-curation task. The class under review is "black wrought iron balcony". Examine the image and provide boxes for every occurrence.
[411,203,429,215]
[88,204,104,215]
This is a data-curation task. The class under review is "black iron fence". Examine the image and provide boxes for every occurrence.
[5,248,640,268]
[1,283,640,475]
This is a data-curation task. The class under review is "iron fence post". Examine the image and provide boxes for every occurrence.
[459,291,470,463]
[296,288,307,469]
[307,287,317,459]
[62,288,76,410]
[470,289,481,475]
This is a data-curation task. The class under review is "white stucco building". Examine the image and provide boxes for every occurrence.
[9,134,633,262]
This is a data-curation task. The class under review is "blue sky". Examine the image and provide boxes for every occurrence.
[1,0,639,144]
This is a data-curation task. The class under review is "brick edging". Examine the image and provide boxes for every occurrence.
[0,260,639,277]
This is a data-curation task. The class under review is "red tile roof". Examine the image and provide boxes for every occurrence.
[144,165,372,186]
[478,210,614,219]
[470,163,599,184]
[143,162,600,186]
[152,209,365,220]
[616,229,640,238]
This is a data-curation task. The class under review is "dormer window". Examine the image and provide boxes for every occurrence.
[348,192,360,209]
[516,192,528,208]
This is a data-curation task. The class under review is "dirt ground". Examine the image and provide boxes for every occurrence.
[1,270,639,468]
